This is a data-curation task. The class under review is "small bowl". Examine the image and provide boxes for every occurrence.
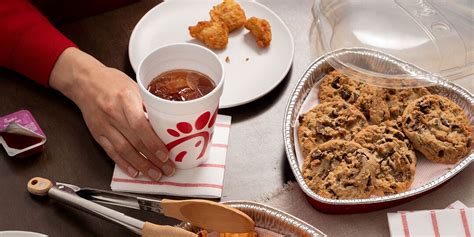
[283,48,474,214]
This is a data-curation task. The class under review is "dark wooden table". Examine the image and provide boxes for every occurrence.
[1,0,473,236]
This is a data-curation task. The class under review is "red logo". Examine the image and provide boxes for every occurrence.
[165,108,218,162]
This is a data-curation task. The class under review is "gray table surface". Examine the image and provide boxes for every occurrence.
[0,0,472,236]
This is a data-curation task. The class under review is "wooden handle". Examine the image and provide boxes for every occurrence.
[142,222,197,237]
[27,177,53,196]
[161,199,255,233]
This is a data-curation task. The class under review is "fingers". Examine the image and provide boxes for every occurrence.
[121,90,170,163]
[96,135,138,178]
[103,126,164,181]
[113,123,176,176]
[134,139,176,176]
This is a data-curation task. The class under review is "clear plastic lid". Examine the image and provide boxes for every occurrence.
[312,0,473,88]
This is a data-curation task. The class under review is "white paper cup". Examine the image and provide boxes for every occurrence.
[137,43,224,169]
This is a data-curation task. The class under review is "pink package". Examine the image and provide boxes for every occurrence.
[0,110,46,157]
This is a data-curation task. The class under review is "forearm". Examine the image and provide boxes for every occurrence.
[49,47,105,103]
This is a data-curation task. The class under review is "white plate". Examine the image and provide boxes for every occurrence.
[0,231,47,237]
[129,0,294,108]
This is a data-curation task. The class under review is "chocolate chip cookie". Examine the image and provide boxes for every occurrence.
[402,95,472,164]
[319,70,362,104]
[384,88,431,120]
[302,140,377,199]
[381,118,403,131]
[354,125,416,195]
[355,85,391,124]
[298,101,368,156]
[319,70,391,124]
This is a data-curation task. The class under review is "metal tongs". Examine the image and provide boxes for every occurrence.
[27,177,255,236]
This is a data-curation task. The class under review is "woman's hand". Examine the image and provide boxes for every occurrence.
[50,47,175,180]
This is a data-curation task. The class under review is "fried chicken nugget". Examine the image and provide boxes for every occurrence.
[189,20,229,49]
[210,0,246,32]
[245,17,272,48]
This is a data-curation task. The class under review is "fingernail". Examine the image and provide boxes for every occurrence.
[156,150,168,162]
[127,167,139,177]
[148,168,162,181]
[162,163,176,176]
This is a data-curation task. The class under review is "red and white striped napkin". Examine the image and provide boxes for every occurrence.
[110,115,231,198]
[388,201,473,237]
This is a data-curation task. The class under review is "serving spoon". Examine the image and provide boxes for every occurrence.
[27,177,255,234]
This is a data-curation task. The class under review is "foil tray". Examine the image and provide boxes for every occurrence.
[283,48,474,213]
[178,200,326,236]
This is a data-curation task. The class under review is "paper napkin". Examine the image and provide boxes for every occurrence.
[387,201,473,237]
[110,114,231,198]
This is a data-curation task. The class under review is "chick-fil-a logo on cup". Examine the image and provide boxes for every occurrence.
[137,43,224,169]
[165,109,218,163]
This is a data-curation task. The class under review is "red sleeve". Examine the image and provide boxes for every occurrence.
[0,0,76,86]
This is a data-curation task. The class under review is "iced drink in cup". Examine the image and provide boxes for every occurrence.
[137,43,224,169]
